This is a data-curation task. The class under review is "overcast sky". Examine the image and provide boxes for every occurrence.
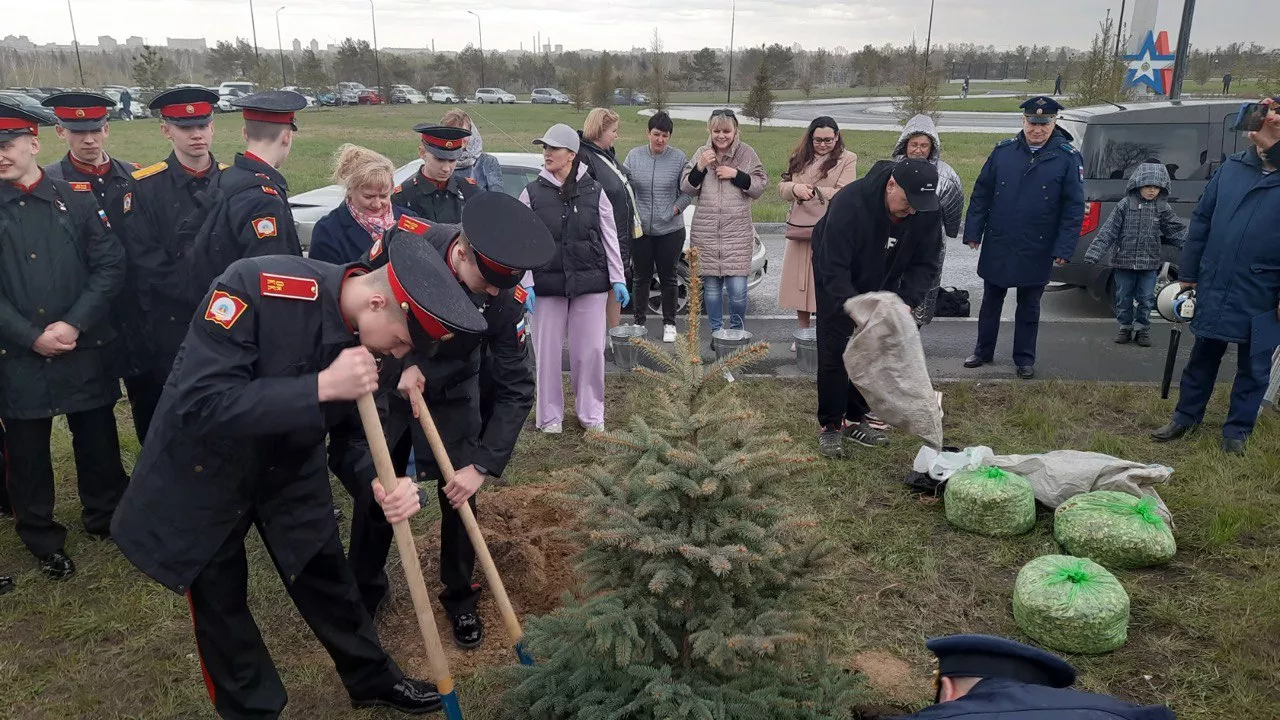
[6,0,1271,54]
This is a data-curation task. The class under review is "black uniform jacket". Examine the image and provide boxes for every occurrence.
[367,224,533,477]
[111,256,376,593]
[390,171,478,225]
[46,154,149,377]
[902,677,1175,719]
[125,153,227,373]
[0,173,126,419]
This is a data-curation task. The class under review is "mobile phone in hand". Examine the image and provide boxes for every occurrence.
[1231,102,1269,132]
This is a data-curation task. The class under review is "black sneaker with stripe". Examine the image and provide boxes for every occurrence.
[843,421,889,448]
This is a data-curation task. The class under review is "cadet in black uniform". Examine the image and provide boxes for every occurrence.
[354,193,554,649]
[39,92,155,441]
[391,124,478,224]
[0,103,130,580]
[111,236,487,719]
[123,87,226,432]
[185,90,306,300]
[904,634,1174,719]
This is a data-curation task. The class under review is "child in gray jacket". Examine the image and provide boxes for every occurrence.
[1084,161,1188,346]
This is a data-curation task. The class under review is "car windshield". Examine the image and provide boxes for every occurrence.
[440,88,456,94]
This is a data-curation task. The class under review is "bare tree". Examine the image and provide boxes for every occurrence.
[649,29,670,111]
[893,51,943,124]
[1072,16,1128,105]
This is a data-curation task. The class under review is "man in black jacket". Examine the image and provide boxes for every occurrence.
[811,158,943,458]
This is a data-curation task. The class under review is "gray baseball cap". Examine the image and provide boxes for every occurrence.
[533,123,580,153]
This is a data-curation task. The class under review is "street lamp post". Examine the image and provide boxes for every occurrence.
[1169,0,1196,100]
[248,0,260,66]
[275,6,287,87]
[726,0,736,104]
[467,11,485,88]
[66,0,85,86]
[924,0,936,69]
[368,0,383,103]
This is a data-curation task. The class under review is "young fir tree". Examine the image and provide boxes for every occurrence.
[505,252,861,719]
[741,57,776,130]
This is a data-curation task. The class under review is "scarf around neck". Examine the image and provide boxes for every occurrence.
[347,200,396,242]
[456,128,484,170]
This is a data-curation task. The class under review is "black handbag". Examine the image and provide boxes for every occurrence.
[934,287,971,318]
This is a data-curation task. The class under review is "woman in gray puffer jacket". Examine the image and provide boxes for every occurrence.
[892,114,965,325]
[681,109,767,333]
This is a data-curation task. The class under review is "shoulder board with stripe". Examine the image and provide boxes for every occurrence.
[261,186,279,196]
[260,273,319,301]
[396,215,430,236]
[465,177,477,185]
[995,138,1016,148]
[218,162,230,170]
[132,161,168,180]
[69,181,93,192]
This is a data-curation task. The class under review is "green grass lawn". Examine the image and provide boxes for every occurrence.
[35,104,1003,224]
[1,377,1276,719]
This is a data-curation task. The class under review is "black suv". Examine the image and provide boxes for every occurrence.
[1051,100,1250,301]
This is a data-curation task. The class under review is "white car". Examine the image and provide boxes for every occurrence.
[289,152,767,312]
[392,87,428,104]
[531,87,570,104]
[216,88,246,113]
[280,86,319,108]
[474,88,516,104]
[427,86,461,104]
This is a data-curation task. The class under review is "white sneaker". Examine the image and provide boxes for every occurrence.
[540,423,562,434]
[585,424,605,433]
[662,325,677,343]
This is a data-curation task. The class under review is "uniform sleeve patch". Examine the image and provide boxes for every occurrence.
[252,216,278,239]
[261,185,279,196]
[396,215,429,235]
[97,209,112,228]
[393,184,403,194]
[369,237,384,260]
[260,273,319,301]
[205,290,249,329]
[131,161,167,181]
[70,181,93,192]
[515,316,529,346]
[122,192,133,213]
[465,177,477,185]
[513,285,528,304]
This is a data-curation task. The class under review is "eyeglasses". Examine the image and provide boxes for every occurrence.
[711,108,736,118]
[812,136,837,145]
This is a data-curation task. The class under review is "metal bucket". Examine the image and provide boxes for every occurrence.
[608,325,648,370]
[794,328,818,374]
[711,328,753,361]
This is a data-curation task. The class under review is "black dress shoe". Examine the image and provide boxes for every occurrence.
[351,678,441,714]
[1150,421,1197,442]
[452,612,484,649]
[963,355,990,369]
[40,551,76,580]
[0,575,13,595]
[1016,365,1035,379]
[1221,437,1246,455]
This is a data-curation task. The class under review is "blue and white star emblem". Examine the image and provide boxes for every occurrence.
[1124,31,1176,95]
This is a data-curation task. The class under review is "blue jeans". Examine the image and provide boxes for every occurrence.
[1112,269,1158,330]
[702,275,748,331]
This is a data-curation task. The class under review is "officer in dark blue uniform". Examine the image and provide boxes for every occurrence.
[39,92,156,437]
[392,124,479,224]
[123,87,227,429]
[963,96,1085,379]
[185,90,307,301]
[904,634,1175,719]
[111,234,487,719]
[352,192,554,649]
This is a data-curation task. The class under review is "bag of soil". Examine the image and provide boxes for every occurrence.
[944,466,1036,536]
[1054,491,1176,569]
[1013,555,1129,655]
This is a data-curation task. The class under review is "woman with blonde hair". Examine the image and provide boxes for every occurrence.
[578,107,641,331]
[309,143,407,264]
[681,109,767,333]
[440,108,503,193]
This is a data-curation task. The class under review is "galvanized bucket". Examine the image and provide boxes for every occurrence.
[711,328,753,361]
[608,325,648,370]
[794,328,818,374]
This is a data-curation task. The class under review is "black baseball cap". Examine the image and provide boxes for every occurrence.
[891,159,940,212]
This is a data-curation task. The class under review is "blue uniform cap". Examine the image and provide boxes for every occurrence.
[1020,96,1064,124]
[926,634,1077,689]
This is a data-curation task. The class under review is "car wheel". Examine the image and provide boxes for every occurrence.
[647,259,692,316]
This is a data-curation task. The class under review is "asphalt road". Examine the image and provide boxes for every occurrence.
[663,96,1023,133]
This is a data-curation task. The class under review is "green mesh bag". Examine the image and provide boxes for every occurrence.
[1054,491,1176,569]
[1012,555,1129,655]
[944,466,1036,536]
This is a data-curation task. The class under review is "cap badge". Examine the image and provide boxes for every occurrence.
[75,109,86,118]
[186,104,195,114]
[1036,108,1044,115]
[445,140,455,149]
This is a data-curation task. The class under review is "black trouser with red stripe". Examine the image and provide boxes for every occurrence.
[2,405,128,558]
[186,513,401,719]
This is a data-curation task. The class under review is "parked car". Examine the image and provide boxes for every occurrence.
[101,88,150,119]
[474,87,517,104]
[612,88,649,106]
[280,86,319,107]
[37,87,66,97]
[337,81,367,105]
[7,87,48,102]
[1050,99,1247,304]
[356,89,384,105]
[288,152,767,309]
[530,87,570,104]
[427,86,462,104]
[216,88,247,113]
[316,90,342,106]
[218,81,256,96]
[391,87,428,104]
[0,91,57,125]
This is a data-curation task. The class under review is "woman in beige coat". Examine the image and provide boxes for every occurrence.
[681,109,767,332]
[778,116,857,335]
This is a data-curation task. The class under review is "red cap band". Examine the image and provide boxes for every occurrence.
[0,118,37,134]
[162,102,213,119]
[386,261,450,341]
[420,134,468,150]
[475,251,519,277]
[242,109,295,125]
[53,106,109,121]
